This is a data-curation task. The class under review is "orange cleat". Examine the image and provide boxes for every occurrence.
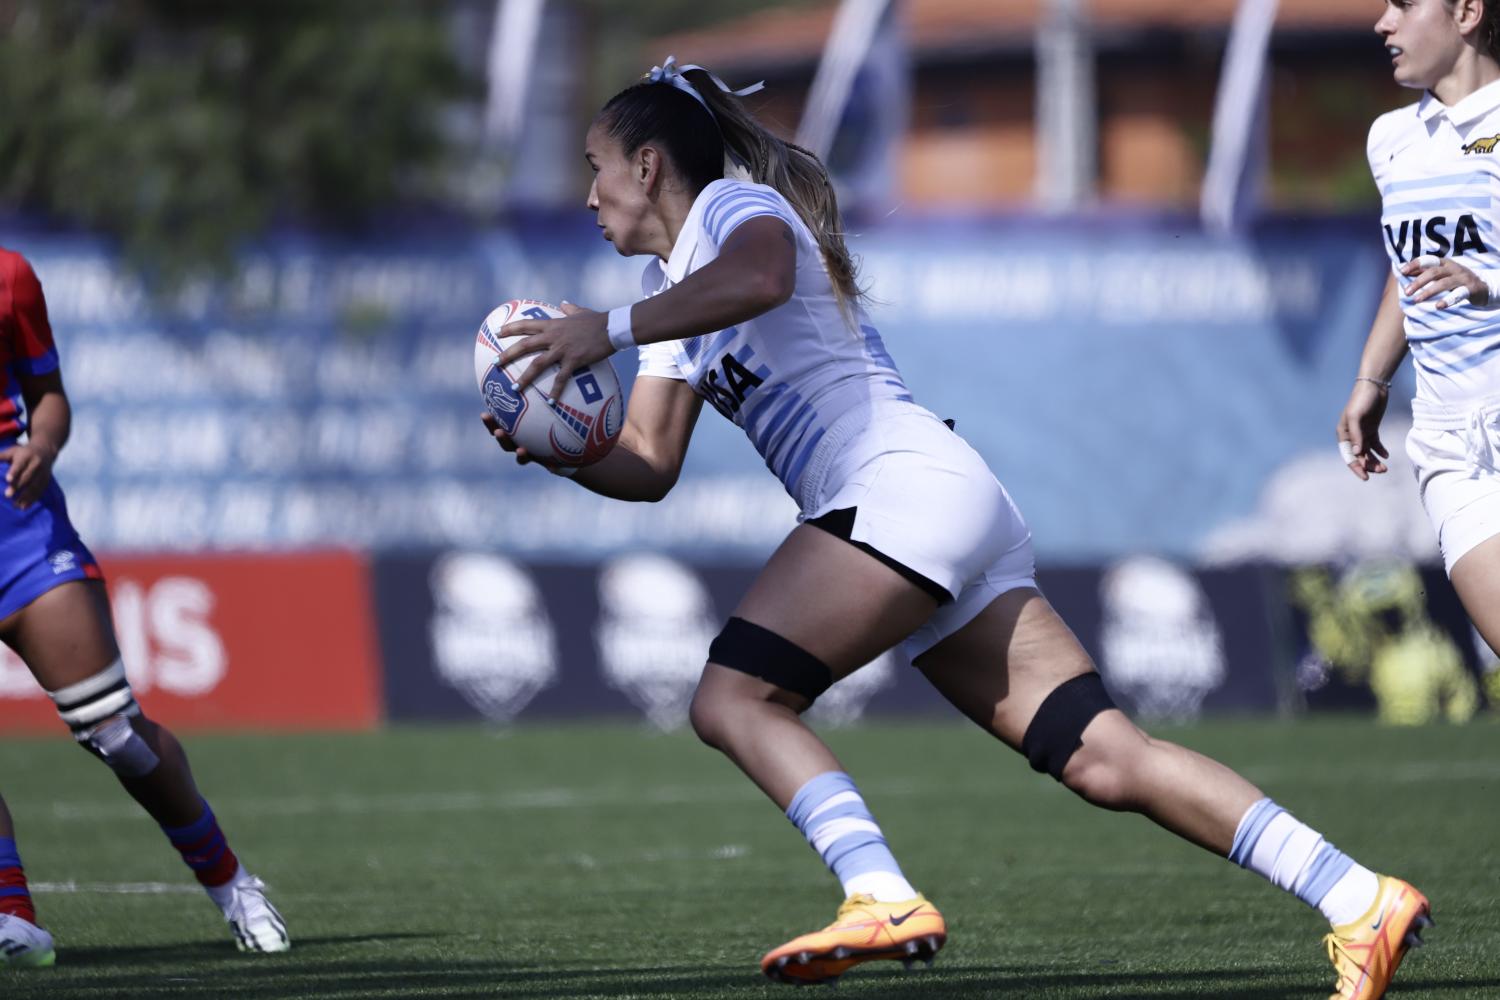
[760,893,945,986]
[1324,875,1432,1000]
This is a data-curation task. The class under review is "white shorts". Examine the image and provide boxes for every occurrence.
[797,403,1036,659]
[1408,392,1500,573]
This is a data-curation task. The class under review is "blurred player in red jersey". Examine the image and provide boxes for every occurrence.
[0,247,288,965]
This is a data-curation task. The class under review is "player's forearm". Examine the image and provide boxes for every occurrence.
[627,254,792,347]
[1358,274,1409,382]
[567,437,679,502]
[25,391,69,457]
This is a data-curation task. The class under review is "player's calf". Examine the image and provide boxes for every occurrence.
[44,659,291,954]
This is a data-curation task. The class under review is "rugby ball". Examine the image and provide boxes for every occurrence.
[474,299,624,467]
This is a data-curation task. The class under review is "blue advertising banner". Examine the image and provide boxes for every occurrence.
[7,214,1392,564]
[370,551,1292,726]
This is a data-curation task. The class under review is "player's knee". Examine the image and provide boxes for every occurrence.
[687,683,731,749]
[705,616,832,705]
[1019,672,1118,790]
[1058,742,1138,811]
[692,618,831,747]
[46,659,160,778]
[73,714,161,778]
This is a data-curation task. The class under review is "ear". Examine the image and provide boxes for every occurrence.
[636,144,665,197]
[1456,0,1487,35]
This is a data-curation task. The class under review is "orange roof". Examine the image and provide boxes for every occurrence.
[650,0,1383,70]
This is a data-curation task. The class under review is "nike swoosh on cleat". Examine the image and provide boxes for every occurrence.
[889,907,923,927]
[1371,912,1384,931]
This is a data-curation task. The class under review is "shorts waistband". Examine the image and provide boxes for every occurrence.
[794,398,934,512]
[1412,391,1500,429]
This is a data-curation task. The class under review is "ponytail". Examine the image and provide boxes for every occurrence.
[684,68,867,322]
[596,61,867,323]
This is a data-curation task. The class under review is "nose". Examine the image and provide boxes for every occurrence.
[587,178,599,212]
[1374,6,1395,36]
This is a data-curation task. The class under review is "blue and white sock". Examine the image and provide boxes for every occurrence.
[786,771,917,902]
[1230,798,1380,926]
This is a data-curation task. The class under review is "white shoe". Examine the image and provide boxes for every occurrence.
[0,912,55,967]
[212,872,290,953]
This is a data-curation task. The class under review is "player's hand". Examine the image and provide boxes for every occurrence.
[1402,253,1488,308]
[1337,381,1390,481]
[479,412,570,474]
[0,441,57,509]
[496,301,611,401]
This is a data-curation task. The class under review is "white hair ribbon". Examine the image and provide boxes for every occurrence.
[647,55,765,112]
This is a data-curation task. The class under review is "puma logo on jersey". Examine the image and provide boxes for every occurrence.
[1462,134,1500,154]
[1384,213,1489,262]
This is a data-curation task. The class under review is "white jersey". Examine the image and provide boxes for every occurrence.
[635,179,914,503]
[1370,78,1500,405]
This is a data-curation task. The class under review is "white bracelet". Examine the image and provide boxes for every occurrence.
[1355,375,1392,390]
[1486,277,1500,307]
[607,305,636,352]
[548,464,578,478]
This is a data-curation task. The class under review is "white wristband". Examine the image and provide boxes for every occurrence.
[607,305,636,352]
[548,463,578,478]
[1486,277,1500,308]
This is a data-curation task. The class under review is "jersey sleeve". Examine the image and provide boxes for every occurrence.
[635,341,685,381]
[1366,106,1412,194]
[699,182,801,248]
[5,254,59,376]
[633,258,684,379]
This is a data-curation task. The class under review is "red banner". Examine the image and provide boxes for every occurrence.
[0,552,381,733]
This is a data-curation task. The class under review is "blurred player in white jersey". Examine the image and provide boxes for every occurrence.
[485,59,1426,998]
[0,247,288,965]
[1348,4,1500,661]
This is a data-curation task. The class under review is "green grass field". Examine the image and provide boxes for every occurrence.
[0,718,1496,999]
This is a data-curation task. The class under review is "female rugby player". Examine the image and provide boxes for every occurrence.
[1343,3,1500,675]
[0,247,287,965]
[484,60,1428,999]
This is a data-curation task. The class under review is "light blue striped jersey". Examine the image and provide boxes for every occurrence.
[635,179,913,504]
[1370,79,1500,405]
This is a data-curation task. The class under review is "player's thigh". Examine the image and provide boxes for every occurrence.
[1450,533,1500,657]
[0,579,120,691]
[914,587,1096,750]
[721,523,939,682]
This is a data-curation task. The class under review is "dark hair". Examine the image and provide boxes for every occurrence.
[1483,0,1500,60]
[1448,0,1500,60]
[596,67,866,320]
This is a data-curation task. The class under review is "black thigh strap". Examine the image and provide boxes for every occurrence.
[1020,672,1117,781]
[708,616,833,702]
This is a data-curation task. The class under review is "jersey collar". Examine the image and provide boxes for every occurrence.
[1419,76,1500,127]
[659,180,732,284]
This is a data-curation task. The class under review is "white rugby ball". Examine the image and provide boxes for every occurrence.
[474,299,624,467]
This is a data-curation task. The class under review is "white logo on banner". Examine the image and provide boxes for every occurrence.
[0,576,226,701]
[1099,556,1226,721]
[596,554,718,730]
[595,553,896,729]
[428,552,557,721]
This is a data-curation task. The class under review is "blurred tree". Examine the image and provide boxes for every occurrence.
[0,0,472,282]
